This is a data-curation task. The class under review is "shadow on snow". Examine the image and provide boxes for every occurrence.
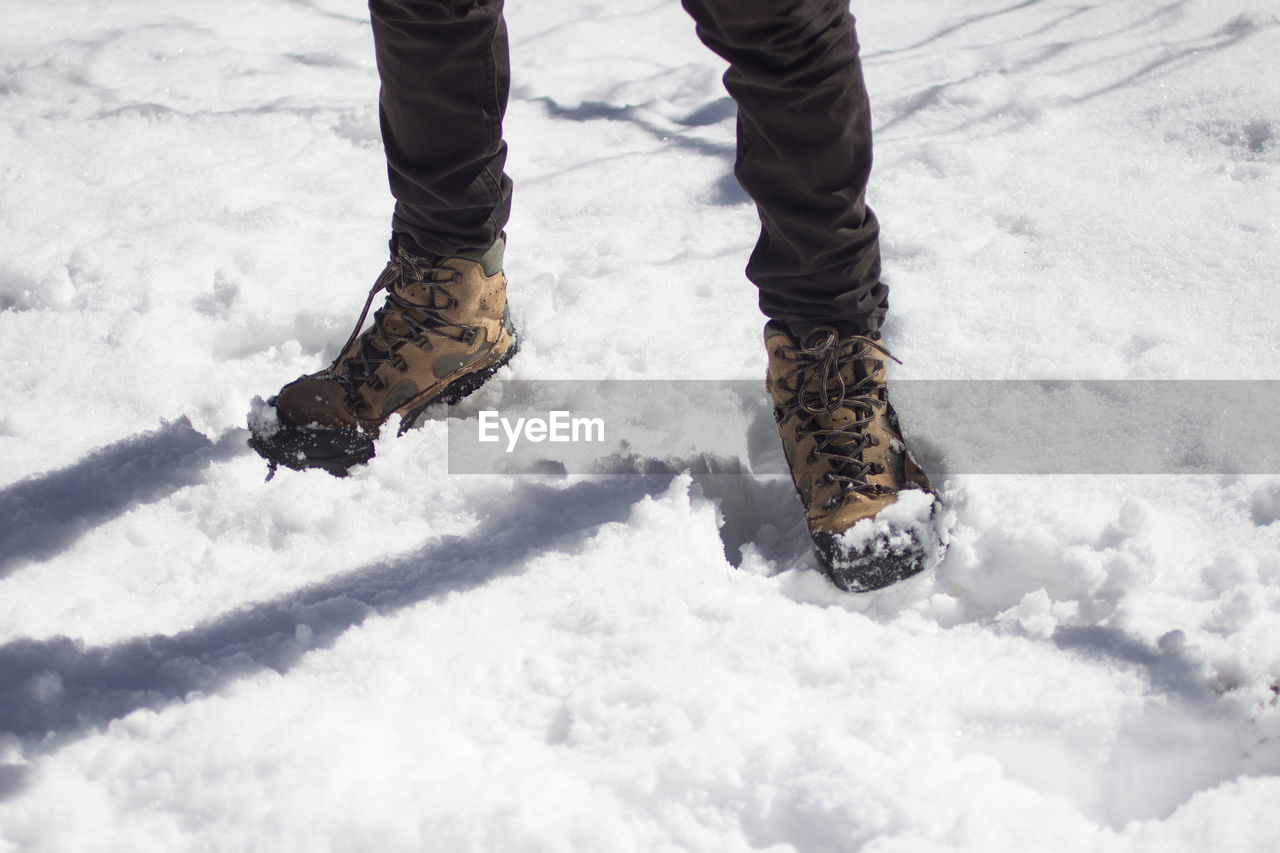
[0,419,245,579]
[0,470,676,798]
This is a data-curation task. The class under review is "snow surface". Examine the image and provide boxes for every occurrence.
[2,0,1280,849]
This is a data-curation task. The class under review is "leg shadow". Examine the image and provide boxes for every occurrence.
[0,419,246,578]
[1053,625,1215,703]
[0,474,674,760]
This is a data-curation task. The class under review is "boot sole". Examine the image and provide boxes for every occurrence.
[249,333,519,478]
[812,532,931,592]
[810,496,947,592]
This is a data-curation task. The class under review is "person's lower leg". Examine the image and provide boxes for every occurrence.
[682,0,886,336]
[370,0,513,257]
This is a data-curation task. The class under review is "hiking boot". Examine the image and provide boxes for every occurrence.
[766,323,945,591]
[249,237,518,476]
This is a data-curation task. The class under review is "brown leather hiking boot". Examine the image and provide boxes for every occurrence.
[249,237,518,476]
[766,323,945,591]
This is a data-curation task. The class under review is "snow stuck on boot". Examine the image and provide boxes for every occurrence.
[813,488,951,592]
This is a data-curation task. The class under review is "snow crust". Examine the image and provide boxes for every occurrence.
[2,0,1280,849]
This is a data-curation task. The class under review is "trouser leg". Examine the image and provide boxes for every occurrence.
[682,0,887,334]
[369,0,512,256]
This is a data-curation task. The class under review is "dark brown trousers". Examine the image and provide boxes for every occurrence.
[369,0,886,334]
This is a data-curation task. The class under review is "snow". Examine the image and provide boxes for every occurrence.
[2,0,1280,849]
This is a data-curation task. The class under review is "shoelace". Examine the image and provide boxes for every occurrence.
[332,249,477,397]
[776,327,901,505]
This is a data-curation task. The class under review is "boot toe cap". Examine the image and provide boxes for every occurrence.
[273,375,360,431]
[810,488,947,592]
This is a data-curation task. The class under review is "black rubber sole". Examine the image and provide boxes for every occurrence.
[249,336,519,479]
[810,498,947,593]
[812,532,933,592]
[247,422,376,479]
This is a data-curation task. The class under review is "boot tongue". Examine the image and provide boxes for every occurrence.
[768,324,884,415]
[849,348,878,384]
[392,278,448,310]
[806,345,883,428]
[362,290,436,353]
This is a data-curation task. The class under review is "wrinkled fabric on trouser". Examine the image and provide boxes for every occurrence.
[369,0,888,333]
